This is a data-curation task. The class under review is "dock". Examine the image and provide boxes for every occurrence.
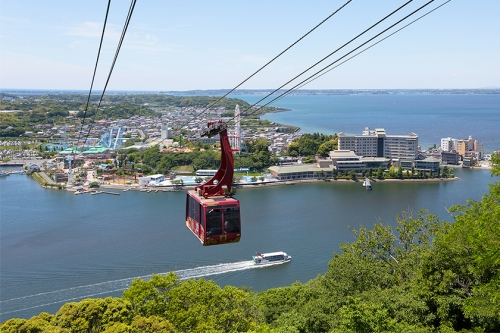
[90,190,120,195]
[100,191,120,195]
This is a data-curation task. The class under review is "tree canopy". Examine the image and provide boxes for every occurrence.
[286,133,337,157]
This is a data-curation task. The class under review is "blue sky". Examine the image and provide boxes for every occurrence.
[0,0,498,90]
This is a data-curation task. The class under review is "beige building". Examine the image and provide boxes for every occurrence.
[456,135,483,158]
[268,164,333,180]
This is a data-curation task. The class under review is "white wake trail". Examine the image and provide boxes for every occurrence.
[0,260,260,316]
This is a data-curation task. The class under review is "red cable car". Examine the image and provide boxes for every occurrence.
[186,121,241,245]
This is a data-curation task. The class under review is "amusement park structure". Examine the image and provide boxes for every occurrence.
[98,127,124,150]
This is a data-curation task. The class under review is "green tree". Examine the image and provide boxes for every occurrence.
[298,137,318,156]
[376,166,384,179]
[142,146,162,169]
[397,166,403,179]
[122,273,179,317]
[317,139,338,157]
[165,278,259,332]
[53,297,133,333]
[130,315,175,332]
[331,297,398,333]
[286,142,300,157]
[323,209,444,295]
[491,151,500,176]
[246,138,270,155]
[389,165,396,178]
[0,313,57,333]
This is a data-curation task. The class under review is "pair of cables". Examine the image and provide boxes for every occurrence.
[76,0,137,150]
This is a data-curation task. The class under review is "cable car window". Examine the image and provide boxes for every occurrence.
[206,209,223,236]
[187,195,194,219]
[193,198,199,223]
[223,207,240,233]
[199,203,204,230]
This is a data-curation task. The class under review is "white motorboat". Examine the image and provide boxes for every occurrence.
[363,178,372,190]
[253,251,291,265]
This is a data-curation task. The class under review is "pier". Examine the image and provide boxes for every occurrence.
[90,190,120,196]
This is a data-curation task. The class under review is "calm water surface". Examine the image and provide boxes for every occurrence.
[0,167,495,320]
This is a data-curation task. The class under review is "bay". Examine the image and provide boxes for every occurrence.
[1,94,499,321]
[0,168,494,321]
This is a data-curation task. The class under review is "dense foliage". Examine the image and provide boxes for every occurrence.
[286,133,338,157]
[116,137,281,174]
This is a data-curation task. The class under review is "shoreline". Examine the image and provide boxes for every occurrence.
[4,160,488,193]
[64,176,461,193]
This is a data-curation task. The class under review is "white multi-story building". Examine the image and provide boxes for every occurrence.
[441,137,458,152]
[161,125,170,139]
[338,127,418,162]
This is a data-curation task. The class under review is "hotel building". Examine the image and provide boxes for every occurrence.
[338,127,418,163]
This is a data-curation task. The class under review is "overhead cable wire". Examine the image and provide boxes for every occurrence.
[231,0,436,122]
[177,0,353,131]
[82,0,137,146]
[287,0,451,96]
[226,0,416,123]
[75,0,111,149]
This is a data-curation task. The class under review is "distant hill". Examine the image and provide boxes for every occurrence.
[1,88,499,96]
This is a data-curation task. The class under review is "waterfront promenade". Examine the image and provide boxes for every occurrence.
[0,158,41,166]
[2,157,492,194]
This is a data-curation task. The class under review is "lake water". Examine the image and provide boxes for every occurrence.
[1,94,499,321]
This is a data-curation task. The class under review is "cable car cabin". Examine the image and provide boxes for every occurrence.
[186,121,240,245]
[186,190,241,246]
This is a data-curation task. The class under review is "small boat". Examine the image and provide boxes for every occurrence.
[363,178,372,191]
[74,188,87,195]
[253,251,291,265]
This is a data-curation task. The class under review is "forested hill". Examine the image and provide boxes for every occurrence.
[0,93,276,116]
[0,93,277,137]
[2,154,499,333]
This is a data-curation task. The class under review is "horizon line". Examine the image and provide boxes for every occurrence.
[1,87,499,93]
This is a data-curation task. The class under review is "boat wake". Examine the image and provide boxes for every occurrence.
[0,260,267,317]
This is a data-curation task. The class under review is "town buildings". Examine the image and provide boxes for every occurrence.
[440,135,484,165]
